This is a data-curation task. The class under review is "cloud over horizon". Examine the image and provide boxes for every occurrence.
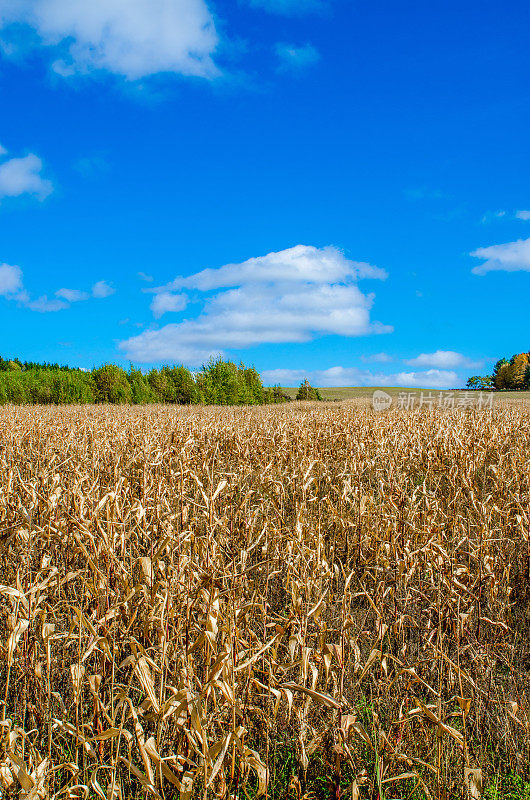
[405,350,483,369]
[120,244,392,364]
[261,366,459,389]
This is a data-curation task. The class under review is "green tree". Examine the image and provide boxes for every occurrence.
[296,379,322,401]
[0,357,269,406]
[480,375,494,389]
[147,368,173,402]
[491,358,508,390]
[466,376,481,390]
[242,366,265,405]
[165,366,198,404]
[128,367,153,404]
[270,385,291,403]
[92,365,132,404]
[197,359,250,405]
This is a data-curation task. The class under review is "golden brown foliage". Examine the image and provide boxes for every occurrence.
[0,401,529,799]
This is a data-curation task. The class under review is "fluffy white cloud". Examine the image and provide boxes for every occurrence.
[121,245,392,364]
[55,288,89,302]
[0,0,219,80]
[163,245,387,292]
[275,43,320,72]
[246,0,326,14]
[150,292,188,318]
[0,150,53,200]
[471,237,530,274]
[261,366,458,389]
[92,280,115,298]
[0,263,23,296]
[405,350,482,369]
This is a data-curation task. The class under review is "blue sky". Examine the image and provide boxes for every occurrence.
[0,0,529,387]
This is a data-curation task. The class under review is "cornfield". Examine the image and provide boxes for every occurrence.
[1,401,529,800]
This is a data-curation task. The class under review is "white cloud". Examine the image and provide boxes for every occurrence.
[0,143,7,155]
[275,43,320,72]
[360,352,393,363]
[55,287,89,302]
[480,209,530,223]
[121,244,392,364]
[0,0,219,81]
[92,280,115,298]
[0,263,23,296]
[392,370,458,389]
[163,244,387,291]
[471,237,530,274]
[138,271,154,282]
[246,0,326,14]
[0,265,116,311]
[0,151,53,200]
[405,350,482,369]
[150,291,188,318]
[26,295,69,312]
[261,366,458,389]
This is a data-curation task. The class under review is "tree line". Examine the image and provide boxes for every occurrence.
[466,351,530,391]
[0,357,321,405]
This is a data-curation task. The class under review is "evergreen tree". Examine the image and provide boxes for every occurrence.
[296,379,322,401]
[147,368,174,402]
[270,385,291,403]
[166,366,199,404]
[128,367,153,404]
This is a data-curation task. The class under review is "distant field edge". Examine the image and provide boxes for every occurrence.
[278,386,530,401]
